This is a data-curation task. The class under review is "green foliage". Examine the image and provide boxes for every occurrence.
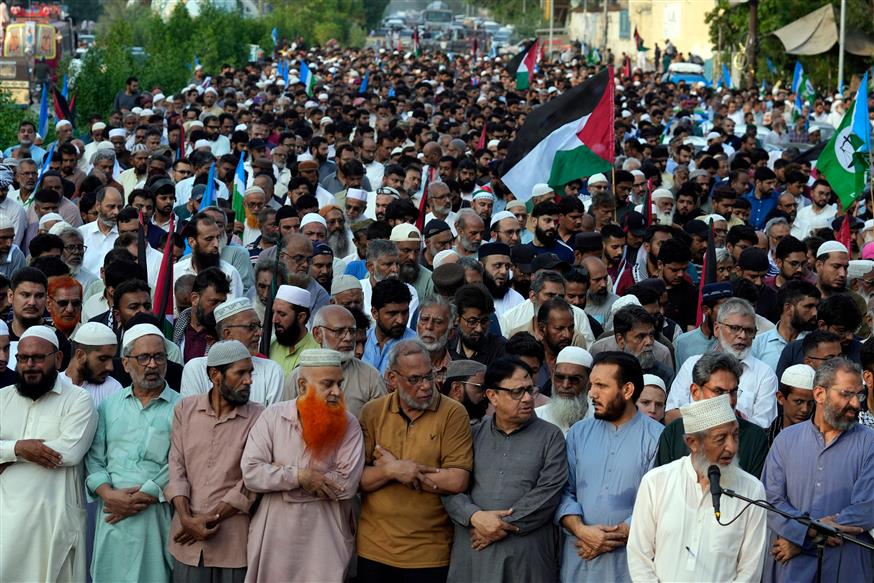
[65,0,370,125]
[0,90,35,148]
[362,0,391,31]
[706,0,873,90]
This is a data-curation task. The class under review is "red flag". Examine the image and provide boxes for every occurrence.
[154,215,175,318]
[836,202,852,253]
[623,55,632,79]
[476,124,487,151]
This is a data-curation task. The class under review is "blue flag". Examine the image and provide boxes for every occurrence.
[359,72,368,94]
[388,86,396,98]
[721,64,732,89]
[271,27,278,46]
[766,57,777,76]
[792,61,803,93]
[852,71,870,153]
[199,163,217,211]
[37,84,48,139]
[282,60,289,85]
[61,74,69,99]
[32,143,56,196]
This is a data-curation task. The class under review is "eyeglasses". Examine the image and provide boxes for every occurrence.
[51,299,82,310]
[64,244,86,252]
[492,385,535,400]
[18,350,58,364]
[128,352,168,366]
[554,373,585,385]
[281,251,311,265]
[461,315,491,329]
[392,370,435,386]
[225,322,263,332]
[317,326,357,338]
[806,353,841,361]
[826,387,868,402]
[719,322,757,338]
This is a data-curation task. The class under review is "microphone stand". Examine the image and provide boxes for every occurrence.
[720,487,874,583]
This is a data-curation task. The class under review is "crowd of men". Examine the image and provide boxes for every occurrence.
[0,40,873,583]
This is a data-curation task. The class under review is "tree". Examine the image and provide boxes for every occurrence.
[706,0,874,89]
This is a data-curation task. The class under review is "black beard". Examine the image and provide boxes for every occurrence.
[399,261,419,284]
[459,178,476,192]
[220,381,250,406]
[483,271,509,299]
[193,248,220,270]
[274,318,301,346]
[16,368,58,400]
[82,364,106,385]
[535,226,557,247]
[460,331,485,351]
[513,279,531,298]
[461,390,489,420]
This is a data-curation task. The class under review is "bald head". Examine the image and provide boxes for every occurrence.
[311,304,356,358]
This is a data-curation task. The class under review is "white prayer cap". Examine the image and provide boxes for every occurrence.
[299,348,342,367]
[300,213,327,229]
[204,87,218,96]
[643,374,667,394]
[318,93,329,102]
[490,210,515,228]
[19,325,59,348]
[297,152,315,162]
[132,107,143,115]
[681,394,736,433]
[304,100,319,109]
[487,139,500,149]
[706,213,727,223]
[781,364,815,391]
[433,249,459,268]
[706,131,722,141]
[153,93,166,102]
[122,323,164,352]
[847,260,874,281]
[55,120,72,130]
[48,221,73,236]
[631,169,645,179]
[187,120,204,129]
[864,219,874,233]
[214,297,254,323]
[243,186,265,197]
[234,123,248,132]
[610,294,641,315]
[346,188,368,202]
[472,189,495,202]
[194,139,211,150]
[390,224,421,242]
[555,346,593,369]
[108,128,126,139]
[816,240,848,258]
[530,183,553,198]
[0,320,8,336]
[275,285,311,308]
[331,275,362,296]
[71,322,118,346]
[0,214,15,230]
[505,200,527,212]
[38,213,64,228]
[588,173,608,185]
[140,108,155,116]
[319,116,333,126]
[91,122,106,132]
[390,146,404,156]
[651,188,674,201]
[206,339,251,367]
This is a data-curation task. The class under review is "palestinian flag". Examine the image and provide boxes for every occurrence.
[634,27,648,51]
[501,67,615,201]
[816,99,869,209]
[232,151,247,226]
[506,38,540,90]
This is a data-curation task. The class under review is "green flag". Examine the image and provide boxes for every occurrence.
[816,101,869,209]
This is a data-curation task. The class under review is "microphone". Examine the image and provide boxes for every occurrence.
[708,465,722,519]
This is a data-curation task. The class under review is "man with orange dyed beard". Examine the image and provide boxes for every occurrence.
[242,348,364,582]
[47,275,83,338]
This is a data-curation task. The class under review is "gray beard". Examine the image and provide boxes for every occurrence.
[719,338,751,361]
[692,450,740,482]
[421,332,449,352]
[549,394,589,428]
[327,229,351,257]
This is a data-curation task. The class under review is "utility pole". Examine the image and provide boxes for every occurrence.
[602,0,608,53]
[745,0,758,88]
[838,0,846,93]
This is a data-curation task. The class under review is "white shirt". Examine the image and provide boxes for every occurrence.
[424,210,459,236]
[627,456,766,582]
[180,355,284,406]
[499,299,596,349]
[172,256,243,305]
[0,376,98,582]
[493,287,525,315]
[365,161,384,189]
[0,195,28,249]
[175,175,230,207]
[61,371,123,409]
[79,220,119,276]
[666,353,778,428]
[790,203,836,240]
[359,277,419,327]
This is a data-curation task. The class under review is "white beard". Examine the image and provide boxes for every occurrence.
[719,337,751,361]
[336,349,355,364]
[692,450,741,482]
[656,209,674,226]
[327,229,351,258]
[549,394,589,429]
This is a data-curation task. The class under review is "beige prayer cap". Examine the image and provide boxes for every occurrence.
[331,275,362,296]
[681,394,736,433]
[299,348,342,367]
